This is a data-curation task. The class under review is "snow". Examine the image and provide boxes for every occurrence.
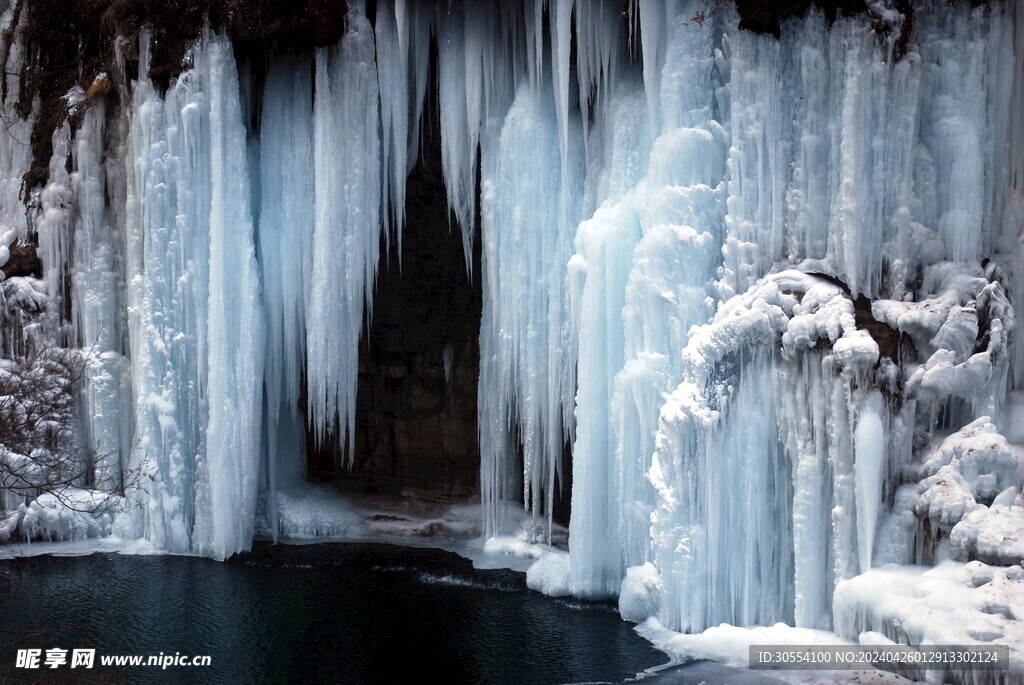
[526,550,572,597]
[619,562,663,623]
[951,504,1024,566]
[483,535,548,561]
[10,488,129,543]
[914,418,1024,568]
[639,618,915,684]
[834,561,1024,684]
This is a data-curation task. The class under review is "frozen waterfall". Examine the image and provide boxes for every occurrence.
[0,0,1022,678]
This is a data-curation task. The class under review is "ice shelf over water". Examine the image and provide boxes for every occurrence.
[0,0,1023,680]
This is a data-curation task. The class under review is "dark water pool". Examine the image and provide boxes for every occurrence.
[0,542,666,684]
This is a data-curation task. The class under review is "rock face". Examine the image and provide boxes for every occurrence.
[307,122,483,498]
[733,0,869,35]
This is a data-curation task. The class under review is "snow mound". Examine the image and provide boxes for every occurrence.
[618,563,662,622]
[6,489,126,543]
[950,504,1024,566]
[834,561,1024,684]
[483,535,548,560]
[526,550,572,597]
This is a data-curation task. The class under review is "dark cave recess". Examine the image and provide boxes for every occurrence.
[304,106,484,501]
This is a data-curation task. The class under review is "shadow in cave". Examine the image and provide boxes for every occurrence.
[303,58,483,505]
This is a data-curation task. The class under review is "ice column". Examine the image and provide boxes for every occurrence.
[256,57,314,540]
[192,32,265,560]
[124,31,263,559]
[71,101,130,491]
[568,0,726,597]
[478,82,584,538]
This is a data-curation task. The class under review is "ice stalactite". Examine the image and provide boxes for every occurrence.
[466,1,593,541]
[306,6,382,462]
[376,0,432,257]
[257,57,314,541]
[438,2,498,266]
[123,30,263,560]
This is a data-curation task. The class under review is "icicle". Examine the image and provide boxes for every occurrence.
[192,29,265,560]
[1013,0,1024,197]
[854,394,885,573]
[306,5,382,464]
[36,123,73,334]
[257,56,315,542]
[551,0,572,196]
[437,5,477,265]
[720,23,787,298]
[70,100,127,492]
[376,0,409,255]
[572,0,622,144]
[0,2,32,256]
[524,0,545,93]
[478,80,584,540]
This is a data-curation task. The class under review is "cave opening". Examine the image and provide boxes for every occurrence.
[288,32,577,528]
[301,48,485,505]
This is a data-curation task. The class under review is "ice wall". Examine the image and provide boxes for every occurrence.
[622,2,1020,636]
[427,2,1021,629]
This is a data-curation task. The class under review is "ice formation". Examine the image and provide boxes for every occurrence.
[834,561,1024,683]
[0,0,1022,680]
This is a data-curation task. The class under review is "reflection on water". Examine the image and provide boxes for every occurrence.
[0,542,665,684]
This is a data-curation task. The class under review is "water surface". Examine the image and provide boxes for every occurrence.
[0,542,665,684]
